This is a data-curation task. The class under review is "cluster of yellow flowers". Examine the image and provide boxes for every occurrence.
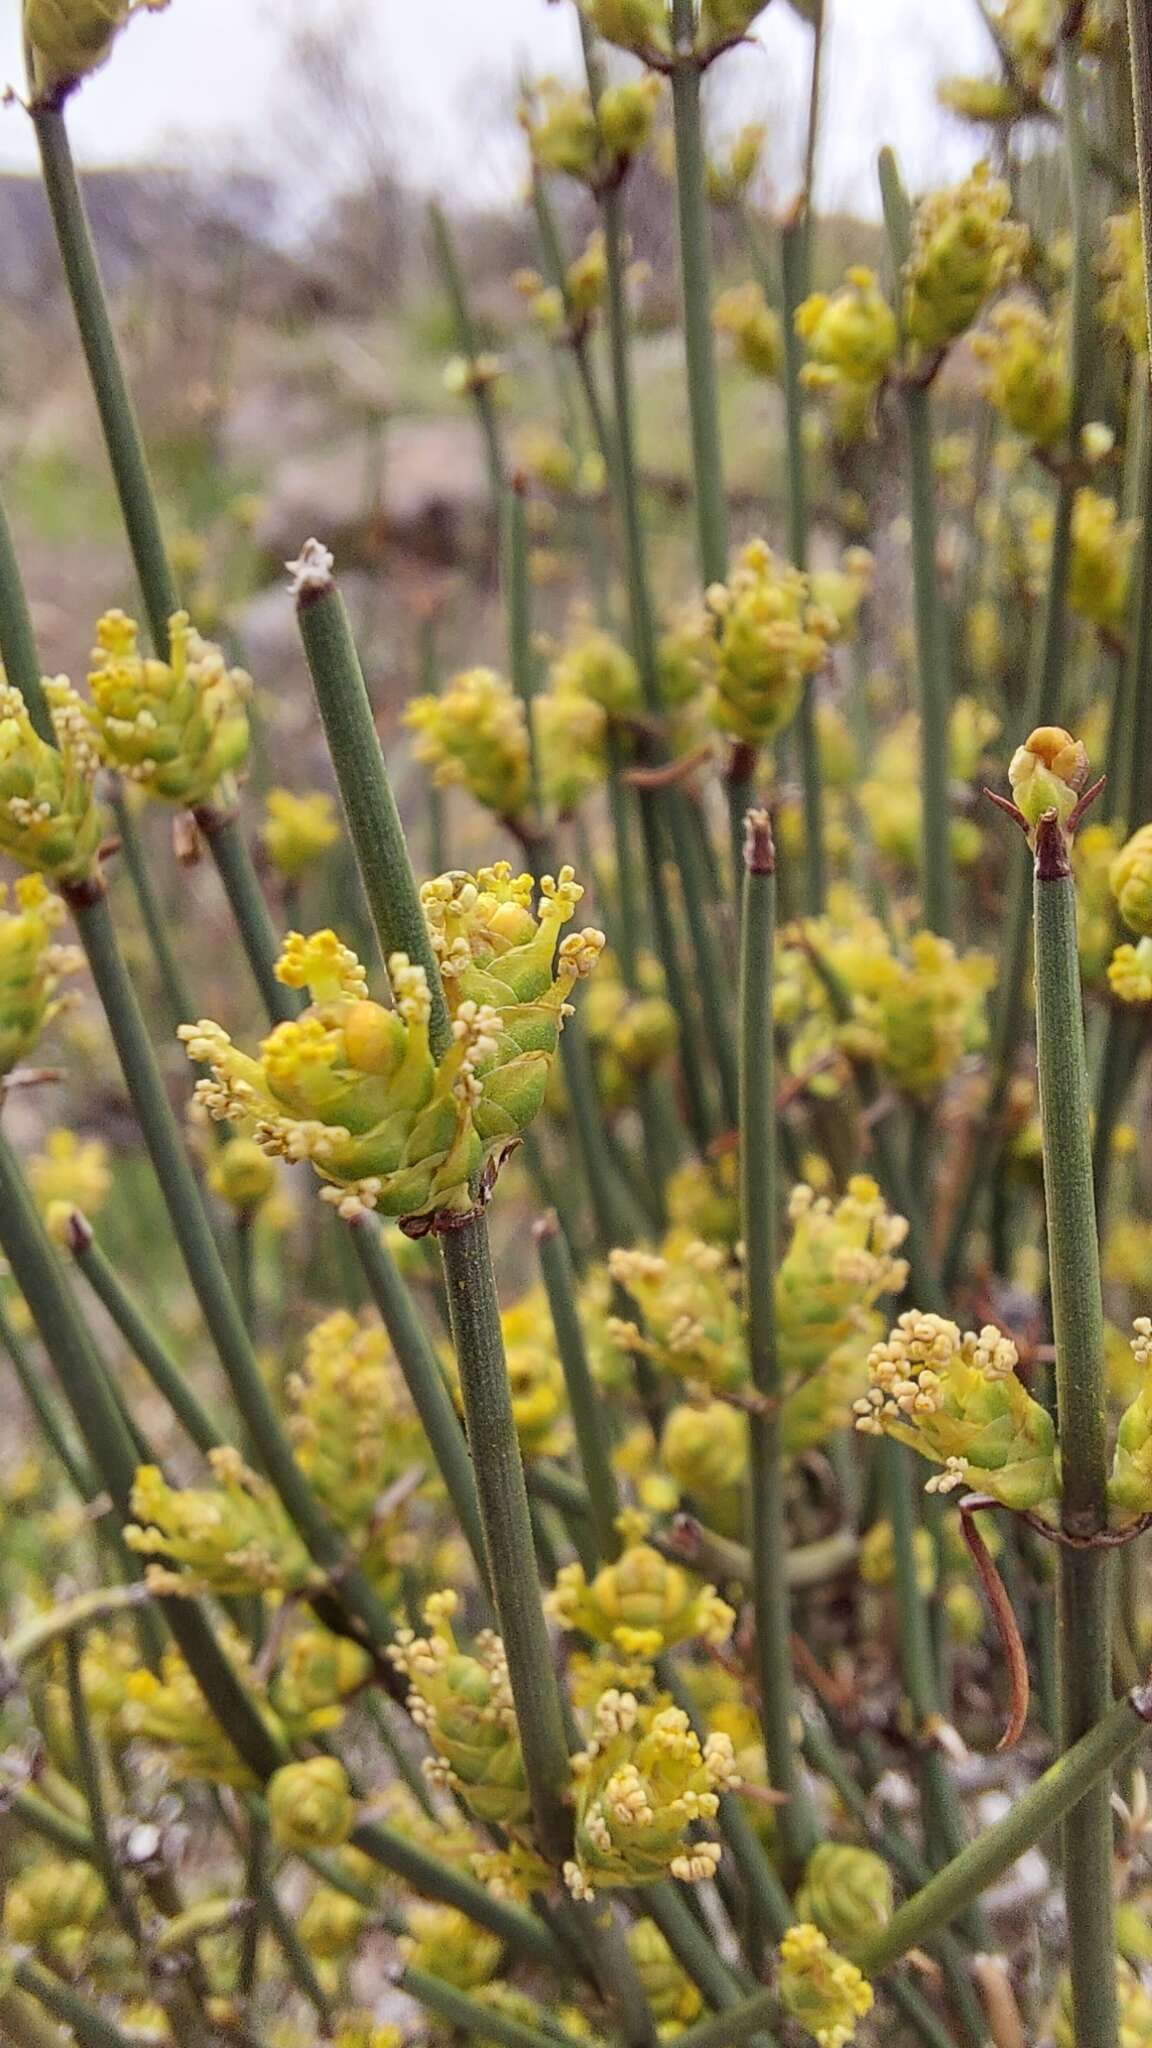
[180,866,602,1219]
[705,538,840,746]
[795,267,898,440]
[972,297,1070,448]
[902,163,1029,358]
[712,279,783,379]
[519,73,661,186]
[0,875,81,1079]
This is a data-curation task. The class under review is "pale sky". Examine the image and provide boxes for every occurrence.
[0,0,993,213]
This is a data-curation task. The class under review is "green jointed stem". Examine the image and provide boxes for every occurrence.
[70,1219,225,1456]
[194,804,301,1026]
[295,562,451,1053]
[878,149,950,938]
[739,812,817,1874]
[66,884,396,1652]
[349,1823,561,1967]
[1032,809,1117,2048]
[31,105,179,653]
[64,1632,144,1945]
[854,1683,1152,1974]
[398,1966,592,2048]
[0,1987,68,2048]
[780,223,825,914]
[0,1294,95,1498]
[14,1961,138,2048]
[535,1211,621,1561]
[1127,0,1152,360]
[441,1214,574,1863]
[429,200,505,510]
[109,790,198,1030]
[669,0,728,589]
[0,487,52,739]
[348,1214,489,1585]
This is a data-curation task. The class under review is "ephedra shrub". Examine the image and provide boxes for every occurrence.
[1,4,1152,2048]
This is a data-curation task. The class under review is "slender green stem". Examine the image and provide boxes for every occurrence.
[349,1818,562,1966]
[644,1883,748,2013]
[855,1682,1152,1976]
[429,201,505,510]
[65,883,395,1650]
[0,485,52,738]
[64,1633,144,1944]
[535,1211,621,1561]
[739,812,817,1873]
[9,1782,97,1859]
[0,1987,67,2048]
[14,1962,139,2048]
[295,563,451,1052]
[669,4,728,586]
[110,789,198,1030]
[348,1214,488,1584]
[440,1215,573,1864]
[879,150,951,937]
[69,1217,225,1455]
[31,105,178,651]
[780,224,825,914]
[1127,0,1152,360]
[193,803,301,1026]
[255,1861,333,2023]
[0,1293,95,1497]
[1032,807,1117,2048]
[398,1967,590,2048]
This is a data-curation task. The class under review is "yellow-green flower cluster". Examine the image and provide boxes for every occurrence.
[87,609,250,806]
[706,538,839,746]
[581,947,678,1107]
[27,1125,110,1225]
[3,1857,106,1951]
[660,1399,746,1533]
[1111,824,1152,940]
[263,788,340,879]
[266,1757,355,1852]
[858,698,997,873]
[399,1902,503,1990]
[972,297,1070,447]
[1101,207,1147,354]
[207,1134,277,1215]
[1106,1320,1152,1524]
[775,1178,911,1449]
[1069,488,1138,629]
[1074,820,1123,986]
[548,625,642,721]
[287,1309,426,1583]
[515,231,607,339]
[519,74,661,185]
[564,1688,738,1898]
[536,681,608,814]
[404,667,530,820]
[903,163,1027,358]
[119,1634,324,1787]
[124,1447,317,1596]
[628,1919,703,2031]
[776,1923,874,2048]
[794,1844,894,1948]
[388,1590,530,1826]
[0,677,105,882]
[712,281,782,380]
[181,868,601,1219]
[0,875,81,1079]
[853,1312,1060,1515]
[24,0,168,102]
[838,930,997,1101]
[706,123,765,208]
[547,1540,735,1663]
[607,1179,906,1448]
[795,268,899,440]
